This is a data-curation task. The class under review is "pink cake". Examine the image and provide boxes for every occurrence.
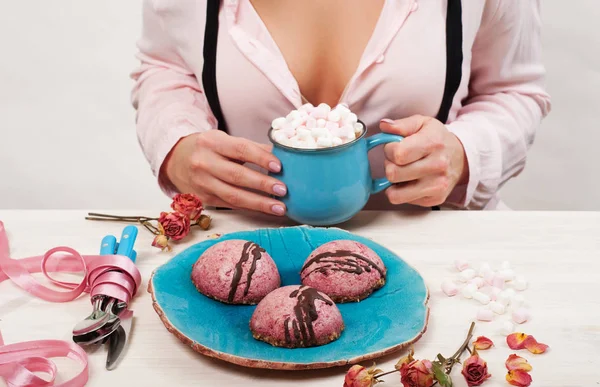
[250,285,344,348]
[191,239,280,305]
[300,240,386,303]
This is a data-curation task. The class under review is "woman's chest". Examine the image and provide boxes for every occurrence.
[248,0,385,107]
[214,0,450,143]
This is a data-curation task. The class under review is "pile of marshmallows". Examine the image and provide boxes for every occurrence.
[442,260,530,336]
[271,103,365,149]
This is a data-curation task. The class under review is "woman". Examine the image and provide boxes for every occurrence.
[131,0,551,216]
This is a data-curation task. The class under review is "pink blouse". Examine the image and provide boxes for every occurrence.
[130,0,551,210]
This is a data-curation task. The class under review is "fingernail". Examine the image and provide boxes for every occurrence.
[271,204,286,215]
[273,184,287,196]
[381,118,395,125]
[268,161,281,173]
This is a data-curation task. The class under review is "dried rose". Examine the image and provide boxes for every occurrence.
[395,348,415,371]
[343,364,382,387]
[507,333,549,354]
[158,211,190,241]
[505,354,532,372]
[461,353,492,386]
[151,234,171,252]
[171,193,203,222]
[506,370,533,387]
[399,359,434,387]
[473,336,494,350]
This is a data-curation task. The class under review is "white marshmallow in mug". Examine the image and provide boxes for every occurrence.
[271,103,364,149]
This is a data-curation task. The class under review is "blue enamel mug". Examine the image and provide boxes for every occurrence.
[268,123,403,226]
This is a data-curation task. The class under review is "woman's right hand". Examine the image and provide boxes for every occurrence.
[163,130,287,216]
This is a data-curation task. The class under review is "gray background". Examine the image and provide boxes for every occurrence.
[1,1,598,210]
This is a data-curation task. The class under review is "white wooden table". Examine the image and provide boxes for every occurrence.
[1,210,599,386]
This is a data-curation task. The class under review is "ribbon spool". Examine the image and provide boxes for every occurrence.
[0,221,142,386]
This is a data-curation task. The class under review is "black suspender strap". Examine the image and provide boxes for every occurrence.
[432,0,463,211]
[202,0,229,133]
[436,0,463,124]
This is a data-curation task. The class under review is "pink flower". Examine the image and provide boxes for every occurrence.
[399,360,434,387]
[461,354,492,386]
[171,193,203,222]
[343,365,382,387]
[151,234,171,252]
[158,211,190,241]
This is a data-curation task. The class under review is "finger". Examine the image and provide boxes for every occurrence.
[258,143,273,152]
[379,115,431,137]
[216,136,281,173]
[384,155,449,183]
[384,132,434,166]
[408,196,444,207]
[209,176,287,216]
[203,194,236,209]
[212,155,287,197]
[385,178,440,205]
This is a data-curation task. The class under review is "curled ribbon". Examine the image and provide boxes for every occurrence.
[0,221,142,386]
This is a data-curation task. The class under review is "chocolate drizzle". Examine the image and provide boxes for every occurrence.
[300,249,384,279]
[227,241,266,303]
[283,286,332,346]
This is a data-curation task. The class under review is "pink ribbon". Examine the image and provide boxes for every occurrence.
[0,221,142,386]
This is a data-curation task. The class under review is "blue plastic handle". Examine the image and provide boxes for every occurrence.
[365,133,404,194]
[100,235,117,255]
[115,225,139,263]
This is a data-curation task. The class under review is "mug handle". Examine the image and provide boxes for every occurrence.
[365,133,404,194]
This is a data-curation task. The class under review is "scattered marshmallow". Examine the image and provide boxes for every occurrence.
[513,276,528,291]
[477,308,494,322]
[473,291,491,305]
[478,263,492,276]
[503,288,516,298]
[458,268,477,282]
[497,290,512,306]
[512,307,530,324]
[454,259,469,272]
[501,320,515,336]
[469,277,485,289]
[490,287,503,301]
[492,275,505,289]
[483,270,495,285]
[461,284,478,299]
[498,269,516,282]
[271,103,363,149]
[501,260,511,270]
[441,280,459,297]
[512,294,525,308]
[489,301,506,315]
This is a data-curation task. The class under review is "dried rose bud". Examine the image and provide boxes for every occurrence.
[199,214,211,230]
[152,234,171,252]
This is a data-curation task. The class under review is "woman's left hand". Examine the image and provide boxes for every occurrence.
[380,115,468,207]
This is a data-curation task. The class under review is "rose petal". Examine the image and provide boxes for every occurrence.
[507,333,529,350]
[506,370,533,387]
[505,354,533,372]
[524,336,549,354]
[473,336,494,350]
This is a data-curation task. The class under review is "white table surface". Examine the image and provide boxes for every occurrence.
[1,210,599,387]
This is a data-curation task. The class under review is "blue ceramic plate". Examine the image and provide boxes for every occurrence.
[148,226,429,370]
